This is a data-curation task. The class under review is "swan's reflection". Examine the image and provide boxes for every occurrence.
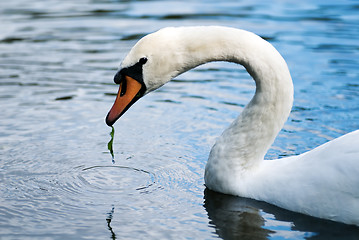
[204,188,359,240]
[204,188,272,239]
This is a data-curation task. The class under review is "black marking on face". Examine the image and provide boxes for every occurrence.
[113,57,148,97]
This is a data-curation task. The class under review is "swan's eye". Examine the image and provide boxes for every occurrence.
[139,57,148,65]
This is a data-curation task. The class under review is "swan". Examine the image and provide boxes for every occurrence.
[105,26,359,226]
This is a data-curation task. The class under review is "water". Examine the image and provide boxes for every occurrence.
[1,0,359,239]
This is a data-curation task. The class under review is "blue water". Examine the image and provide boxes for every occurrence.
[1,0,359,239]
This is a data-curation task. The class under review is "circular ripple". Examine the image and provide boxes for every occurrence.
[78,165,156,192]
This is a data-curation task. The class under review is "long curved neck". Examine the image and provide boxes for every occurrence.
[173,27,293,185]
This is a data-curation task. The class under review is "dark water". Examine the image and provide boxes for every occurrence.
[1,0,359,239]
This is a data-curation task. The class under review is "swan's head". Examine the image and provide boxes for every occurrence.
[105,27,187,126]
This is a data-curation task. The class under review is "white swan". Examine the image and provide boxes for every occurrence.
[105,26,359,226]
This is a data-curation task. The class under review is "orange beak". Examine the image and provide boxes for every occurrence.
[105,75,143,126]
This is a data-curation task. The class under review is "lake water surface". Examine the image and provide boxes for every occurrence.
[1,0,359,239]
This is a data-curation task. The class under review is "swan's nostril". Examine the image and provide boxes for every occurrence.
[120,78,127,97]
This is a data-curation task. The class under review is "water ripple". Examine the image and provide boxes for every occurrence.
[79,165,156,193]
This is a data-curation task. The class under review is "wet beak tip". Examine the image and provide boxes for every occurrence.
[105,113,115,126]
[105,119,112,126]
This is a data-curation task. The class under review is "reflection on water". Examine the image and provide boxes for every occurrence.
[204,189,359,240]
[106,206,117,240]
[205,189,273,239]
[1,0,359,239]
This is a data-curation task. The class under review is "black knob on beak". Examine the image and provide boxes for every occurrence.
[114,71,122,84]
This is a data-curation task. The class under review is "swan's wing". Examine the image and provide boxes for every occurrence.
[253,130,359,225]
[299,130,359,192]
[301,129,359,162]
[293,130,359,224]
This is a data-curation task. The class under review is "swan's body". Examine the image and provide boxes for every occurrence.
[106,26,359,226]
